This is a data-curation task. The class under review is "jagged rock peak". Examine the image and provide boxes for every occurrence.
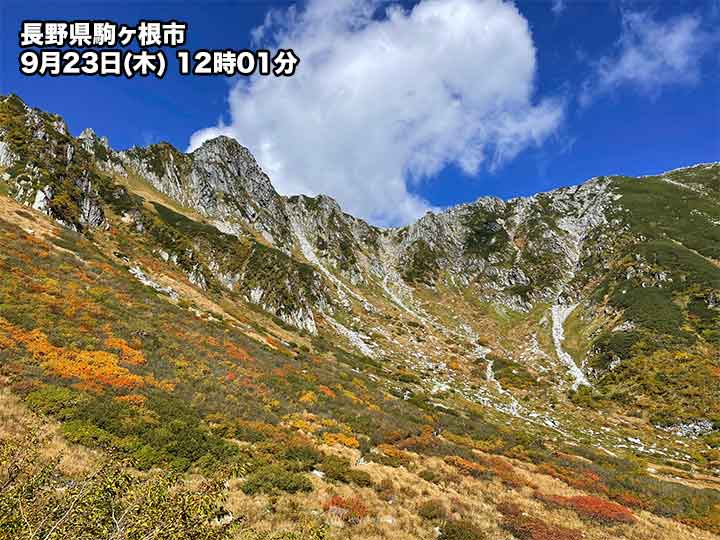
[191,135,258,164]
[79,127,96,139]
[287,193,345,215]
[79,127,110,149]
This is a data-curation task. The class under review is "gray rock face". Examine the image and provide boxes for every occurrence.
[32,185,53,214]
[0,140,15,168]
[0,99,106,231]
[286,193,379,285]
[189,137,293,245]
[76,178,105,228]
[119,136,294,250]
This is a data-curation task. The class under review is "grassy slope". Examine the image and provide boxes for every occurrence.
[572,172,720,431]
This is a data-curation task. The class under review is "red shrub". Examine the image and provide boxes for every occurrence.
[536,492,636,524]
[323,495,368,524]
[225,340,252,362]
[536,463,607,494]
[503,515,583,540]
[396,425,434,450]
[613,492,648,510]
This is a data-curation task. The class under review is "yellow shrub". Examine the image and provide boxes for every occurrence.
[323,432,360,448]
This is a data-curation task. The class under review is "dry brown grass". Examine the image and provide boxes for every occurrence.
[220,442,720,540]
[0,384,717,540]
[0,388,100,477]
[0,195,61,240]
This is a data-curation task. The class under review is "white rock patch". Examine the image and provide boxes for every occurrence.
[551,304,590,390]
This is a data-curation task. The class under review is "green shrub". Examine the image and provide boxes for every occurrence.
[610,284,684,336]
[241,465,313,495]
[61,420,114,447]
[25,385,80,416]
[592,331,642,369]
[419,468,442,484]
[347,469,373,487]
[319,454,373,486]
[0,440,237,540]
[439,519,485,540]
[131,444,166,470]
[463,208,510,257]
[417,499,447,520]
[282,443,321,471]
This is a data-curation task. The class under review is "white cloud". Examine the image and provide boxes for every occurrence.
[580,10,712,105]
[551,0,565,16]
[189,0,563,226]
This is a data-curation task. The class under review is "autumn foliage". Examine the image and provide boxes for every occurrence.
[322,495,368,524]
[105,337,146,366]
[322,432,360,448]
[445,456,491,479]
[114,394,146,407]
[535,492,636,524]
[224,340,253,362]
[0,317,148,391]
[536,462,608,493]
[497,501,583,540]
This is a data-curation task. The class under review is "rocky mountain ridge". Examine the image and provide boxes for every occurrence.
[80,118,629,311]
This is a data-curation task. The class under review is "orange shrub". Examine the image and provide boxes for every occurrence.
[376,444,412,466]
[612,492,648,510]
[264,336,282,350]
[396,425,434,450]
[0,333,14,350]
[105,337,145,365]
[225,340,252,362]
[536,463,608,494]
[323,495,368,524]
[318,385,336,398]
[299,391,317,404]
[322,432,360,448]
[115,394,146,407]
[536,492,636,524]
[1,317,148,391]
[445,456,491,479]
[469,455,532,489]
[47,349,145,390]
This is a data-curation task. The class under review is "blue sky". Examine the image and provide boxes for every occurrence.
[2,0,719,225]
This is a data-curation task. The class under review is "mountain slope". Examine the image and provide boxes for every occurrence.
[1,94,719,539]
